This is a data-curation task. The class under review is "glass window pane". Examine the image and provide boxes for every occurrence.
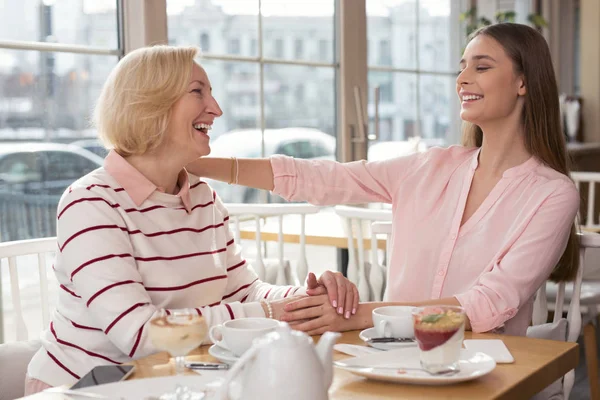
[0,50,117,137]
[168,1,260,57]
[419,74,454,146]
[0,49,116,241]
[367,71,418,161]
[0,0,118,48]
[261,0,335,63]
[264,64,336,202]
[418,0,453,73]
[367,0,417,69]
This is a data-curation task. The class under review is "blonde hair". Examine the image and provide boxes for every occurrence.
[94,45,200,156]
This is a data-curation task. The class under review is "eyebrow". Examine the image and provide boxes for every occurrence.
[459,55,497,65]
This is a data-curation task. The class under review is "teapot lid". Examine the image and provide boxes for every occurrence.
[253,322,312,348]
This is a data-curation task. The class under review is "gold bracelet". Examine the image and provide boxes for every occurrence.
[228,157,235,185]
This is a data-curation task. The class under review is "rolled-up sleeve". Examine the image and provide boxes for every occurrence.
[454,183,580,333]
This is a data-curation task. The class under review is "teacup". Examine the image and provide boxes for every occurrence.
[209,318,280,357]
[372,306,415,338]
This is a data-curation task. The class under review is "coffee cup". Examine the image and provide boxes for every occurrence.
[372,306,415,338]
[209,318,280,357]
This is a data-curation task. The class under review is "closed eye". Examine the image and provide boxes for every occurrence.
[476,66,490,71]
[191,89,203,95]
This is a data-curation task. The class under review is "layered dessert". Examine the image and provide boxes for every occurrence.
[413,306,466,372]
[149,314,207,356]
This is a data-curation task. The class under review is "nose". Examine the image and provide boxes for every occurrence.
[456,67,472,86]
[206,94,223,117]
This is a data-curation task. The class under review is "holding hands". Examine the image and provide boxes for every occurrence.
[267,271,361,334]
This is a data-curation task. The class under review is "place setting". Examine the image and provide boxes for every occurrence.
[334,305,497,385]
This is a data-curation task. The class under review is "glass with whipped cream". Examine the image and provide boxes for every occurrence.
[412,306,466,374]
[148,309,207,399]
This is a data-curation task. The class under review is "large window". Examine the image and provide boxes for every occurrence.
[168,0,337,204]
[0,0,123,342]
[366,0,462,160]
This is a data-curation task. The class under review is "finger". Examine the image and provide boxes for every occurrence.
[306,286,327,296]
[352,286,359,315]
[307,327,328,336]
[344,285,354,319]
[284,294,327,312]
[319,272,339,309]
[287,318,311,326]
[293,316,327,332]
[281,305,324,322]
[306,272,318,289]
[334,274,347,316]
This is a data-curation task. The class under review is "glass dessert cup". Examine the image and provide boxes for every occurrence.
[412,306,466,374]
[148,309,208,400]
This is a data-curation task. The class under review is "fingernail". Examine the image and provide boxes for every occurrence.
[332,300,337,308]
[345,311,350,319]
[337,307,343,314]
[352,308,356,315]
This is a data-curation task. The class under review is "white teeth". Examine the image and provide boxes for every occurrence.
[462,95,483,101]
[193,123,212,130]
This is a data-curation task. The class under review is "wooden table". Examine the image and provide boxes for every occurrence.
[238,211,388,250]
[20,330,578,399]
[122,330,577,400]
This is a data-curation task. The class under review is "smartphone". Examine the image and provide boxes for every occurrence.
[463,339,515,363]
[70,365,135,390]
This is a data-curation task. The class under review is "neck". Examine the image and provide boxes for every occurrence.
[125,150,183,195]
[476,114,531,178]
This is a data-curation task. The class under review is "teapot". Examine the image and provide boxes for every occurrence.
[218,322,341,400]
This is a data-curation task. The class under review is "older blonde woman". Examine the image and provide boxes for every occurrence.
[25,45,358,394]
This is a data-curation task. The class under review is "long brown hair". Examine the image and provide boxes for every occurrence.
[461,23,579,282]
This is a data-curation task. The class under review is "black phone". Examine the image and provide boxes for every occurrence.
[70,365,135,390]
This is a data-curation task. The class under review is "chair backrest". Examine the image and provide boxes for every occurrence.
[334,206,392,301]
[225,203,320,286]
[371,221,392,301]
[531,232,600,399]
[571,172,600,230]
[0,237,57,343]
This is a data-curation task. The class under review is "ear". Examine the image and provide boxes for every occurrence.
[517,76,526,96]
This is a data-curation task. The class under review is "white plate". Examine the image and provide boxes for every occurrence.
[208,344,240,364]
[335,347,496,385]
[70,375,223,399]
[359,327,417,351]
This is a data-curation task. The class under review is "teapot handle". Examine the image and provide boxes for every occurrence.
[218,341,262,400]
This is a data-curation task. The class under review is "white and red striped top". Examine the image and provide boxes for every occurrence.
[28,151,302,387]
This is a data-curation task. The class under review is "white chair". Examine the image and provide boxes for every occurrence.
[334,206,392,301]
[531,232,600,400]
[226,203,320,286]
[371,221,392,301]
[572,172,600,231]
[0,237,57,400]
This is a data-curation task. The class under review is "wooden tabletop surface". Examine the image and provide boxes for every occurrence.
[20,330,578,399]
[124,330,578,400]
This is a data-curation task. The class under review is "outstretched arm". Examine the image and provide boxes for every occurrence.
[187,157,275,190]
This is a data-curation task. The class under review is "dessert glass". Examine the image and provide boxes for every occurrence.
[412,306,466,374]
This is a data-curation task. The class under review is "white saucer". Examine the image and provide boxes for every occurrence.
[209,343,240,364]
[359,327,417,351]
[68,375,223,399]
[335,347,496,385]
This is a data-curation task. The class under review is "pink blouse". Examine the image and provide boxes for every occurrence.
[270,145,579,335]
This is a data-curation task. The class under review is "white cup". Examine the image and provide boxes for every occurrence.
[209,318,280,357]
[372,306,415,338]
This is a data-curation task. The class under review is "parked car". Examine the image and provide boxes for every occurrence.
[0,142,104,241]
[207,127,336,203]
[71,138,109,158]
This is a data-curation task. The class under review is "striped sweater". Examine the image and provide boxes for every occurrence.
[27,151,302,387]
